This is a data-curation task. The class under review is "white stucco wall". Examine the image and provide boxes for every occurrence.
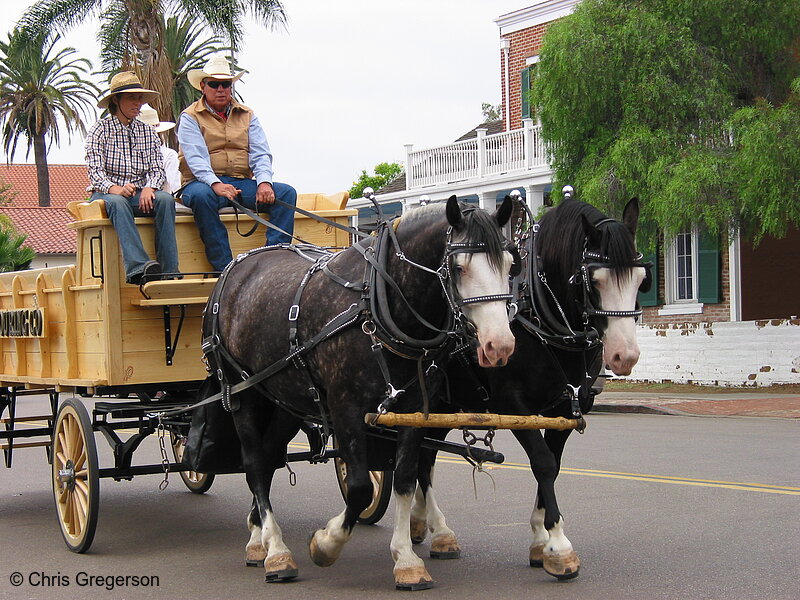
[620,319,800,386]
[30,255,75,270]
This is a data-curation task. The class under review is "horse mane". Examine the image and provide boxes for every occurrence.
[396,201,506,272]
[536,199,638,285]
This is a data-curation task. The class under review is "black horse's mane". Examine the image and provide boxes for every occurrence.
[536,199,638,285]
[397,202,506,272]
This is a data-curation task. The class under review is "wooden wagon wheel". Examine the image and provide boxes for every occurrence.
[170,432,215,494]
[51,398,99,553]
[333,438,393,525]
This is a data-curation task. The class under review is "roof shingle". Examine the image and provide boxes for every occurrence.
[0,164,87,255]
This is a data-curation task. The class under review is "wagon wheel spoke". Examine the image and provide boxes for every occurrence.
[74,490,88,529]
[69,417,82,459]
[64,493,75,534]
[74,448,86,471]
[74,477,89,495]
[58,482,69,504]
[57,433,68,459]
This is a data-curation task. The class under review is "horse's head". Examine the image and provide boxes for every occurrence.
[577,198,649,375]
[536,197,649,376]
[445,196,516,367]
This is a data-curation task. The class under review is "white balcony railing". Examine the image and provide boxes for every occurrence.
[405,119,549,190]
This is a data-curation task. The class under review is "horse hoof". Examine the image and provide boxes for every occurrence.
[264,553,299,582]
[410,516,428,544]
[529,543,545,568]
[543,549,580,580]
[246,543,267,567]
[430,533,461,559]
[308,532,338,567]
[394,566,434,591]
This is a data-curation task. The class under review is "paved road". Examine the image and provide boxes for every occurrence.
[1,407,798,599]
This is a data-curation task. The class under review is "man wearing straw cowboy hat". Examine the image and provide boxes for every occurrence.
[137,104,181,194]
[177,56,297,272]
[85,71,180,285]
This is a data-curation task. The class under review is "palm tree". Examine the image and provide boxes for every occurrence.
[0,215,36,271]
[0,29,97,207]
[98,12,233,144]
[20,0,286,134]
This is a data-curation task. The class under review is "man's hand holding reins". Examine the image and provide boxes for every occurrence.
[212,181,241,201]
[256,182,275,205]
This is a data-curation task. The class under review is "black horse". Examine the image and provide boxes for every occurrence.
[201,197,516,589]
[410,195,649,580]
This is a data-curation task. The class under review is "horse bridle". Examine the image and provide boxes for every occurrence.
[570,249,653,322]
[367,208,515,355]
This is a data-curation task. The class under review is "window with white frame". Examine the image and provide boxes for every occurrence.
[660,229,703,315]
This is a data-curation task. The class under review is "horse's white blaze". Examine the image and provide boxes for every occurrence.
[261,509,291,559]
[592,266,645,375]
[391,491,425,569]
[544,517,574,556]
[314,509,351,560]
[455,251,515,367]
[530,506,549,547]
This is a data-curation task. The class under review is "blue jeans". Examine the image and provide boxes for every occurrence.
[180,178,297,271]
[89,190,179,280]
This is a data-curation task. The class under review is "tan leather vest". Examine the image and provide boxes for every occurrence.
[178,99,252,185]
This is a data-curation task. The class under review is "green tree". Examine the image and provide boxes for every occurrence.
[533,0,800,243]
[350,162,403,200]
[0,29,97,207]
[481,102,501,123]
[0,178,17,205]
[20,0,286,128]
[98,12,232,146]
[0,215,36,272]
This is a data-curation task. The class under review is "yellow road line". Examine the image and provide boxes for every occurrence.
[432,456,800,495]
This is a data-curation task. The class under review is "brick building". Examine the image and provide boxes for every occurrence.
[365,1,799,384]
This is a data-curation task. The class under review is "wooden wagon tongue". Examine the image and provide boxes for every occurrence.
[365,412,587,431]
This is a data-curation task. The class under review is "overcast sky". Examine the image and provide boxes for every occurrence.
[4,1,527,194]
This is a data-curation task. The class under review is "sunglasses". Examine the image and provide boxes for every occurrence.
[206,80,232,90]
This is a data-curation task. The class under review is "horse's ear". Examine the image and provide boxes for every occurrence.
[622,197,639,236]
[494,196,513,228]
[446,195,463,228]
[581,213,602,247]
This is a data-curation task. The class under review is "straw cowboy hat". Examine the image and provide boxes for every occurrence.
[97,71,159,109]
[137,104,176,133]
[187,56,244,91]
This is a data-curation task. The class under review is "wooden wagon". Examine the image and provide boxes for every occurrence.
[0,192,381,552]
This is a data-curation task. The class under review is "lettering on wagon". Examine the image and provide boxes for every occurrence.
[0,308,46,338]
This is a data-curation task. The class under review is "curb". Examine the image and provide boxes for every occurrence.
[592,403,677,416]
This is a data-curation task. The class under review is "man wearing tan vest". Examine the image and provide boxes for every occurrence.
[177,57,297,271]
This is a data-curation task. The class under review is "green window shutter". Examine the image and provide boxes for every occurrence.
[638,251,659,307]
[697,230,720,303]
[521,67,531,119]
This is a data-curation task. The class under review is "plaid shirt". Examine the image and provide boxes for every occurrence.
[85,115,166,193]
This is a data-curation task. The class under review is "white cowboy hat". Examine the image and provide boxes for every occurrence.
[97,71,159,109]
[187,56,244,91]
[137,104,176,133]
